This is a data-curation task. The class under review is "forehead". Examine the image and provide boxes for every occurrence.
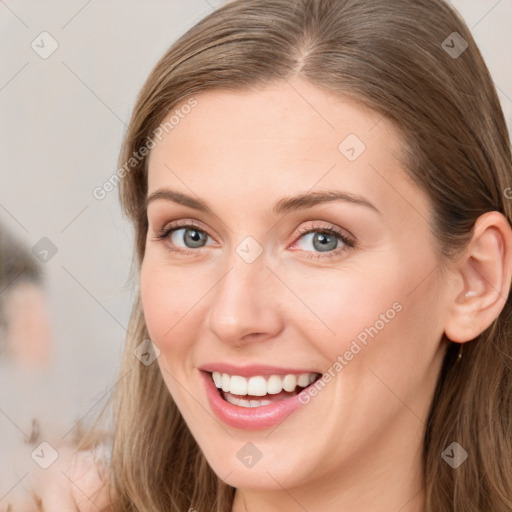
[146,79,427,222]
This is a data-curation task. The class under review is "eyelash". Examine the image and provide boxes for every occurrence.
[153,220,356,260]
[294,224,355,260]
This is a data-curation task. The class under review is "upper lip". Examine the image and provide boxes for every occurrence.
[199,362,321,377]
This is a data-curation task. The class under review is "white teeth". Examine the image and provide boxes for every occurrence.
[211,371,319,396]
[221,373,230,392]
[247,376,267,396]
[212,371,222,388]
[297,373,310,387]
[282,374,297,392]
[267,375,283,394]
[230,375,248,395]
[224,393,272,408]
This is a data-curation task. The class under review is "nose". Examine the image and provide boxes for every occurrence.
[206,248,284,346]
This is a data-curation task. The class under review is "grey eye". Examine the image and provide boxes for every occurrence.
[297,231,341,252]
[171,227,209,249]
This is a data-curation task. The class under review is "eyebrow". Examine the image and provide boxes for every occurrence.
[146,189,380,216]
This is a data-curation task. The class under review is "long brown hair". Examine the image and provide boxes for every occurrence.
[81,0,512,510]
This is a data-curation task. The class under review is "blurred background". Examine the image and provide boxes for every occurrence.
[0,0,511,504]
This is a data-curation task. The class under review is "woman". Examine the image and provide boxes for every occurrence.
[23,0,512,510]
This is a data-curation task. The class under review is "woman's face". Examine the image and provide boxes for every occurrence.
[141,79,450,496]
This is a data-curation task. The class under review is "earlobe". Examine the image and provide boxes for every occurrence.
[444,212,512,344]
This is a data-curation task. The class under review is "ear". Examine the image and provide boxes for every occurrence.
[444,211,512,343]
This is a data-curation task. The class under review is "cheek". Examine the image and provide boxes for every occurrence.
[140,258,196,353]
[284,262,405,352]
[289,257,440,369]
[140,260,204,410]
[140,242,441,369]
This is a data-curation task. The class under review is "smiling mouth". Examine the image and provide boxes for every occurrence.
[209,371,322,408]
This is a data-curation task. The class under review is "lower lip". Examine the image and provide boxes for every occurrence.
[200,370,306,430]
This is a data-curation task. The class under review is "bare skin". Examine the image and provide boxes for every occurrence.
[7,446,112,511]
[2,281,52,368]
[19,78,512,511]
[141,78,512,512]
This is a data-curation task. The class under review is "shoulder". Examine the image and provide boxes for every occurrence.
[20,445,114,512]
[68,447,113,511]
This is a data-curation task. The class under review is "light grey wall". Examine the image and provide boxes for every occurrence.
[0,0,511,500]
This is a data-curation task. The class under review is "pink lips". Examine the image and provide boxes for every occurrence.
[199,367,315,430]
